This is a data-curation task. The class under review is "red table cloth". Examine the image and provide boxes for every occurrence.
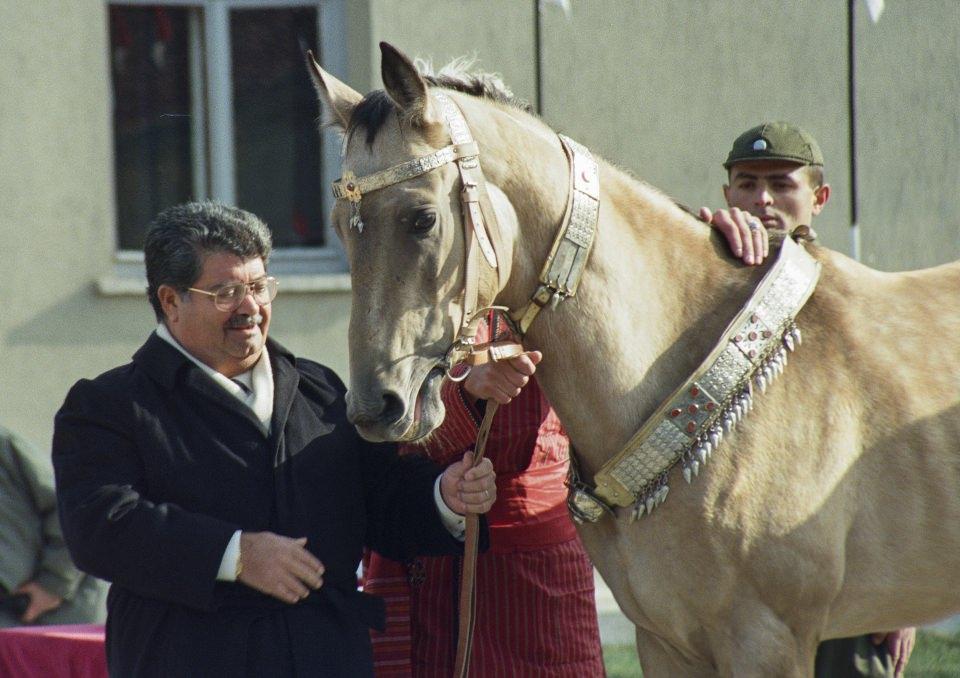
[0,624,106,678]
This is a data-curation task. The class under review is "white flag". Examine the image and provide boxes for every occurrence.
[539,0,572,19]
[863,0,885,23]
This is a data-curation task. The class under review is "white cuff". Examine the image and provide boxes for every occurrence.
[216,530,242,581]
[434,476,466,541]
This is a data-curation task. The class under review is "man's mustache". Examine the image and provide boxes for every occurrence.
[226,313,263,328]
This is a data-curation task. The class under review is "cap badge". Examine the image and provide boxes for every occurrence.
[752,139,768,151]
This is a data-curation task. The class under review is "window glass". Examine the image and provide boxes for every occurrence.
[231,8,323,247]
[110,6,194,250]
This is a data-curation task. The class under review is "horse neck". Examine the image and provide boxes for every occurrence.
[468,105,763,475]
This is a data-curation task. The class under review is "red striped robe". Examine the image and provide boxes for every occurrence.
[364,322,604,677]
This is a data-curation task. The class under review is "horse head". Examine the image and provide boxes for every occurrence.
[307,43,541,442]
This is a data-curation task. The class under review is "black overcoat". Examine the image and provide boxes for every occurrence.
[53,334,465,677]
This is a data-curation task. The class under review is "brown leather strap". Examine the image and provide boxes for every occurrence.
[453,400,499,678]
[465,340,525,366]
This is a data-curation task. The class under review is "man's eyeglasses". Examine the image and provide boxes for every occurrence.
[187,276,279,312]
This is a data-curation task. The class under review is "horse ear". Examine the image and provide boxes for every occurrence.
[379,41,440,127]
[305,50,362,132]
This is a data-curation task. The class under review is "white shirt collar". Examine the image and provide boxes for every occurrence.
[155,323,274,435]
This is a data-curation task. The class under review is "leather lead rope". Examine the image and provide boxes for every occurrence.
[450,136,597,678]
[452,400,499,678]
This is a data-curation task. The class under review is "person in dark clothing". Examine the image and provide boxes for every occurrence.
[52,201,496,677]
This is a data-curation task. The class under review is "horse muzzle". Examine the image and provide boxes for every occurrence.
[346,367,445,443]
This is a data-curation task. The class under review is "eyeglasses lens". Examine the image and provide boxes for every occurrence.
[214,278,278,311]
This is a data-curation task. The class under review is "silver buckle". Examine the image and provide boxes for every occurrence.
[567,485,610,524]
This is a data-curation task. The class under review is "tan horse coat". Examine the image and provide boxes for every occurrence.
[309,44,960,677]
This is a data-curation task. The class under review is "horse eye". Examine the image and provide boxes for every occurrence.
[411,210,437,234]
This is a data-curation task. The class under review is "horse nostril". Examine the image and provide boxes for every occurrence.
[380,391,404,424]
[347,389,406,427]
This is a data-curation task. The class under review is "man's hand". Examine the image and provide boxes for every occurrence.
[463,351,542,405]
[439,451,497,515]
[15,581,62,623]
[699,206,769,265]
[871,627,916,677]
[237,532,324,604]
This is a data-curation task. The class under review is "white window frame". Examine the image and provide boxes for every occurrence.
[102,0,351,294]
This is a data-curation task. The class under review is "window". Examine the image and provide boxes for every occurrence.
[108,1,346,276]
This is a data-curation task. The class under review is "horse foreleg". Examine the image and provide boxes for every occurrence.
[634,628,717,678]
[710,604,820,678]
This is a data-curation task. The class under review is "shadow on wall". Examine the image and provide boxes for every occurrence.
[4,284,154,346]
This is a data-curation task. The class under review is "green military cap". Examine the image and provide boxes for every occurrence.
[723,121,823,169]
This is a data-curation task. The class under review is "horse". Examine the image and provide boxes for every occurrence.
[307,43,960,677]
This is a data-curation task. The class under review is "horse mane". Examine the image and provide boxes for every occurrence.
[344,55,701,232]
[347,56,532,147]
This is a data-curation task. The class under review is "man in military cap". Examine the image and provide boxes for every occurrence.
[700,122,916,677]
[700,121,829,265]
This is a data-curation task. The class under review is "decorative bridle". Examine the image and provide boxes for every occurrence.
[332,89,599,678]
[332,91,600,380]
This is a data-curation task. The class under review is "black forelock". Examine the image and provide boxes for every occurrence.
[346,73,531,149]
[348,90,398,147]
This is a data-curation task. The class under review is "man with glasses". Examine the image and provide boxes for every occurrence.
[52,201,497,677]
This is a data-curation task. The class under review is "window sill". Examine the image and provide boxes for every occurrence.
[97,249,352,296]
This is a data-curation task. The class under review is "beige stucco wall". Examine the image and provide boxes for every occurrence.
[2,0,957,457]
[1,0,119,450]
[539,0,852,252]
[855,1,960,271]
[361,0,538,101]
[537,0,959,270]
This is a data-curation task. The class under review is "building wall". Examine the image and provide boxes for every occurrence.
[1,0,120,449]
[855,0,960,271]
[362,0,538,101]
[536,0,959,270]
[2,0,957,456]
[538,0,852,251]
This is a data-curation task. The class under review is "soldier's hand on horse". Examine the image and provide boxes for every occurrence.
[237,531,325,604]
[439,451,497,515]
[463,350,542,405]
[871,627,916,677]
[699,206,769,266]
[15,581,63,623]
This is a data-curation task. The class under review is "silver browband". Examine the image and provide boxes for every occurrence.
[568,234,821,523]
[332,141,479,203]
